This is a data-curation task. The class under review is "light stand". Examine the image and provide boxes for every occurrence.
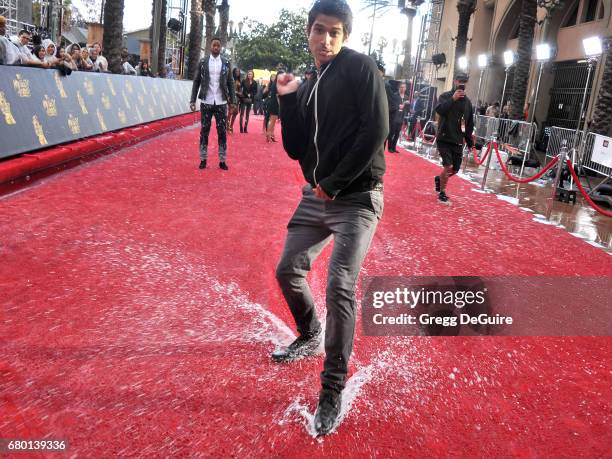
[570,36,603,188]
[500,50,514,116]
[476,54,487,107]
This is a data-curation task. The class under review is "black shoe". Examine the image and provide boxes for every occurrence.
[438,191,449,203]
[240,126,244,133]
[219,162,228,171]
[434,175,440,192]
[244,126,248,133]
[314,388,342,436]
[199,160,207,169]
[271,327,322,362]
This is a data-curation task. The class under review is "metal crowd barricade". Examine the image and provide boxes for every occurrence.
[579,132,612,178]
[474,115,499,147]
[495,118,534,157]
[545,126,584,161]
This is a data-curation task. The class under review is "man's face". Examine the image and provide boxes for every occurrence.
[91,48,98,59]
[211,40,221,56]
[399,83,407,93]
[19,33,30,46]
[454,79,468,90]
[93,43,101,53]
[308,14,347,67]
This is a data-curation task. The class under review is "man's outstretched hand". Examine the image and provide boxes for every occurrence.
[276,73,300,96]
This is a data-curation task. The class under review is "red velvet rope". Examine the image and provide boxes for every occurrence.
[472,142,491,165]
[494,142,559,183]
[565,159,612,217]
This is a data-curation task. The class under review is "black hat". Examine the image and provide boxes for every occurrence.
[455,72,469,82]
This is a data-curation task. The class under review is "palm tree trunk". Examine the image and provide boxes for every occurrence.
[454,0,475,73]
[510,0,537,120]
[149,0,167,76]
[590,37,612,135]
[401,7,417,79]
[218,0,229,48]
[203,0,216,53]
[102,0,124,74]
[187,0,204,79]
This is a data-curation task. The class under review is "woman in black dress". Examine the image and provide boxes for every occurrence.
[228,67,242,134]
[264,71,283,142]
[240,70,258,133]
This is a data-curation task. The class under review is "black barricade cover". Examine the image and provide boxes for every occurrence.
[0,66,195,160]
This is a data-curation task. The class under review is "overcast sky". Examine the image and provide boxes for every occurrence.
[73,0,426,71]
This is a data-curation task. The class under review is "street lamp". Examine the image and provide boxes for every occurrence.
[500,50,514,114]
[458,55,468,71]
[476,54,487,107]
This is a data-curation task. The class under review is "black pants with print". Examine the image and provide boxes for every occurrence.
[199,103,228,162]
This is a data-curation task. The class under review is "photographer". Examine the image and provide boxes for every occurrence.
[433,72,474,204]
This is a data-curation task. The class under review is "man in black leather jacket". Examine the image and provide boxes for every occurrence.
[190,37,236,171]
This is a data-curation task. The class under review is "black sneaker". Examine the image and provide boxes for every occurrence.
[271,327,322,362]
[314,388,342,436]
[438,191,449,203]
[199,160,207,169]
[434,175,440,193]
[219,162,229,170]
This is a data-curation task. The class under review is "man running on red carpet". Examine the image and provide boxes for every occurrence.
[273,0,388,436]
[434,72,474,203]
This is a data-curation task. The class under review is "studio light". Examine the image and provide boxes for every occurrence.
[536,43,551,61]
[458,56,468,70]
[503,50,514,67]
[583,36,603,57]
[478,54,487,68]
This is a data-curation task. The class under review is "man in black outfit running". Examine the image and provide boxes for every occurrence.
[434,72,474,203]
[273,0,388,436]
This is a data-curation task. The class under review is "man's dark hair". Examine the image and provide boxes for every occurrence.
[211,37,221,44]
[308,0,353,36]
[18,29,31,36]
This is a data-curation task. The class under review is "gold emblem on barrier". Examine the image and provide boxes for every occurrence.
[139,79,146,92]
[125,80,134,94]
[42,95,58,117]
[13,74,31,98]
[101,93,111,110]
[122,91,131,109]
[117,109,127,125]
[68,114,81,134]
[96,109,107,131]
[77,91,88,115]
[161,104,167,117]
[148,105,155,118]
[0,92,16,125]
[135,106,144,123]
[83,78,95,96]
[54,72,67,98]
[32,115,48,145]
[138,94,145,106]
[107,77,116,96]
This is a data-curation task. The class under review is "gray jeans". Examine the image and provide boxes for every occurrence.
[276,184,383,392]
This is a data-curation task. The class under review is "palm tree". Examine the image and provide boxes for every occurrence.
[204,0,216,53]
[187,0,204,79]
[590,37,612,135]
[150,0,167,77]
[454,0,475,73]
[218,0,229,48]
[102,0,124,74]
[509,0,537,120]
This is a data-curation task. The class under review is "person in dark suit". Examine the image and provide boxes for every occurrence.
[190,37,237,171]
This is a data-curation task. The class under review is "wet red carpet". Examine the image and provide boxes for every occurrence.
[1,116,610,457]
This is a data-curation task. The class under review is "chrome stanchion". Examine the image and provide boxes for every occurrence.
[546,140,568,220]
[480,133,497,191]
